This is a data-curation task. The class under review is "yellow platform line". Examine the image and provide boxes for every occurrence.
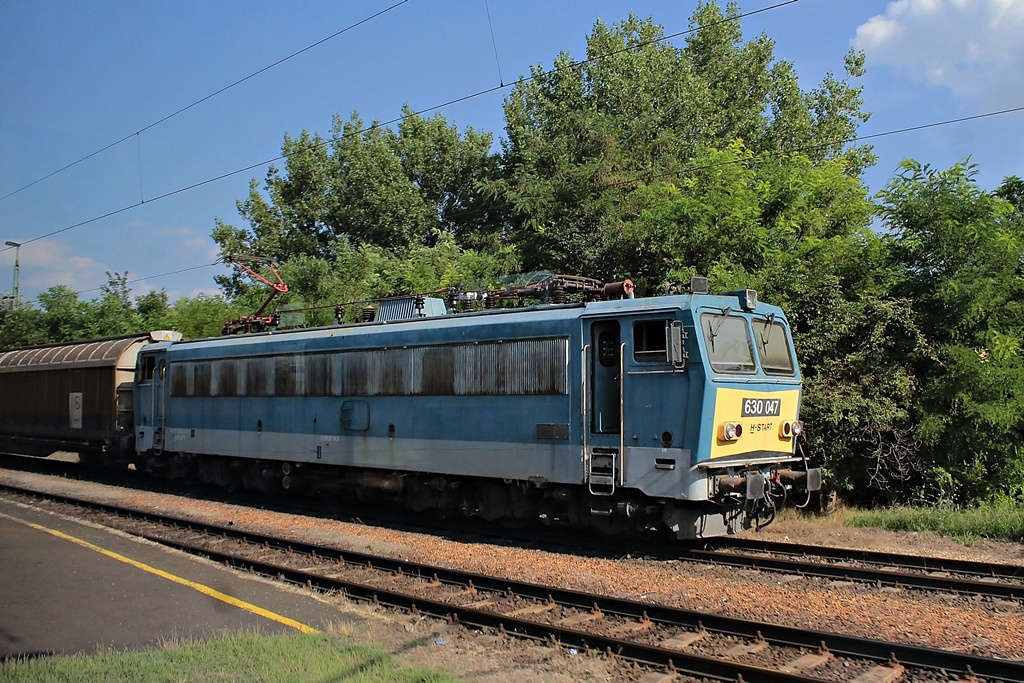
[0,510,319,634]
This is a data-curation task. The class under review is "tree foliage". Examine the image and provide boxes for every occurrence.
[212,107,504,262]
[211,106,514,308]
[0,274,240,349]
[494,3,872,280]
[877,162,1024,502]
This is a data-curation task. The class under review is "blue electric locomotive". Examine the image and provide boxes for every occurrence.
[132,279,819,538]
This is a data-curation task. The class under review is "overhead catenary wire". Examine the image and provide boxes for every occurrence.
[7,0,1023,295]
[0,0,412,204]
[0,0,803,256]
[7,90,1023,261]
[75,263,220,296]
[483,0,505,87]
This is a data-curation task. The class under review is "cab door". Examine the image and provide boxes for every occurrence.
[152,358,167,454]
[134,348,167,454]
[619,316,689,495]
[585,319,623,494]
[584,313,688,496]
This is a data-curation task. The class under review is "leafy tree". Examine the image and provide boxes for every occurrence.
[995,175,1024,212]
[495,3,872,279]
[391,112,507,250]
[878,161,1024,502]
[0,307,46,349]
[136,290,170,330]
[796,286,923,502]
[0,279,249,347]
[608,144,872,292]
[92,271,143,337]
[381,231,517,296]
[36,285,93,343]
[212,106,504,295]
[260,235,517,328]
[161,293,240,340]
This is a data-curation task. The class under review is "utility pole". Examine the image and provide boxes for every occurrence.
[4,241,21,309]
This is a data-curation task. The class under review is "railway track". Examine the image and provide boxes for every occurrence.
[4,482,1024,683]
[701,537,1024,580]
[468,528,1024,603]
[3,453,1024,603]
[667,540,1024,602]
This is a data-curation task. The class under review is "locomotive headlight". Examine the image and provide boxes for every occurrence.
[719,421,743,442]
[779,420,804,439]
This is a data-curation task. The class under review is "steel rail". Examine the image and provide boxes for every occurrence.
[4,482,1023,682]
[699,537,1024,579]
[2,465,1021,599]
[674,546,1024,600]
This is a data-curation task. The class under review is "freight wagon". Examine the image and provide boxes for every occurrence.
[0,332,179,463]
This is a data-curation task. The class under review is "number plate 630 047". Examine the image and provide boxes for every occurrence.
[742,397,781,417]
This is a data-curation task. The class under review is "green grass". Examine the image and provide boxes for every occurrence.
[0,630,462,683]
[844,500,1024,543]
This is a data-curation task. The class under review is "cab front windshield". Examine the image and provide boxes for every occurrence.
[701,310,797,376]
[752,316,795,375]
[701,311,755,373]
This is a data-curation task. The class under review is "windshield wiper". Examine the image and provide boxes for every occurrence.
[706,307,732,352]
[757,312,776,352]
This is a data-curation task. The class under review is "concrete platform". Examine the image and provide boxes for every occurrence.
[0,495,359,660]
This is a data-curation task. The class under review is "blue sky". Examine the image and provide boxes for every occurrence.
[2,0,1023,304]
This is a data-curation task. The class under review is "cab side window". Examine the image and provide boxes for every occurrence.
[633,320,669,363]
[138,355,156,383]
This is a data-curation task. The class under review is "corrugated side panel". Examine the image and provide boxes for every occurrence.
[171,337,569,398]
[0,336,144,372]
[376,297,447,321]
[453,338,567,395]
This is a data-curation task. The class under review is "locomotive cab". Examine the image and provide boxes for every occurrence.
[577,286,819,539]
[688,291,819,535]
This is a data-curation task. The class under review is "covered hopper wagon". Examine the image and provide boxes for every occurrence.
[0,331,180,463]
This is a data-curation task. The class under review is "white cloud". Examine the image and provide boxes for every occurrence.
[0,238,219,304]
[151,225,195,238]
[147,224,219,259]
[855,0,1024,109]
[182,235,219,258]
[10,240,108,297]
